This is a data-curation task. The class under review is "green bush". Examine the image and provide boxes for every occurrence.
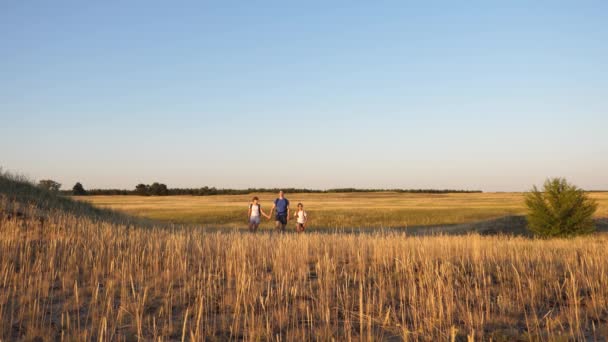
[525,178,597,237]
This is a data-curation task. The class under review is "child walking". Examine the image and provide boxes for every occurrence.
[248,196,270,232]
[294,203,308,233]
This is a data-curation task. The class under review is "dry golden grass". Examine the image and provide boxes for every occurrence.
[2,202,608,341]
[76,192,608,229]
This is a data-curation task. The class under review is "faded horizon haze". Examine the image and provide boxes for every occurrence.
[1,1,607,191]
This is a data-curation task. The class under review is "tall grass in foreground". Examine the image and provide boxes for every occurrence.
[1,207,608,341]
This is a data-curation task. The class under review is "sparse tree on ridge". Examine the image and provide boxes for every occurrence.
[38,179,61,192]
[525,178,597,237]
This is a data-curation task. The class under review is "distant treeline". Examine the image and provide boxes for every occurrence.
[65,184,482,196]
[320,188,482,194]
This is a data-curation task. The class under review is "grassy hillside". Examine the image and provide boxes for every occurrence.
[0,170,148,227]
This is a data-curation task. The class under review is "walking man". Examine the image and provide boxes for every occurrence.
[269,190,290,232]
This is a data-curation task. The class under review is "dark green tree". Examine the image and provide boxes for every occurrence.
[149,182,169,196]
[135,183,149,196]
[525,178,597,237]
[72,182,87,195]
[38,179,61,192]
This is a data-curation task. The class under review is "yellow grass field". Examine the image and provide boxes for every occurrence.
[2,207,608,340]
[75,192,608,230]
[3,176,608,340]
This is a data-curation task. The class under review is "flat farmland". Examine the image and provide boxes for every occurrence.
[75,192,608,229]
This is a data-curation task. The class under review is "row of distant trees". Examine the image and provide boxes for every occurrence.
[39,179,482,196]
[38,179,88,195]
[39,180,170,196]
[135,183,169,196]
[84,186,483,196]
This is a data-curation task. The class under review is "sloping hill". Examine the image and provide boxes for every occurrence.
[0,170,144,226]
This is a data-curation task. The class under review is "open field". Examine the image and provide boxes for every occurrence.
[75,192,608,230]
[3,176,608,340]
[2,204,608,341]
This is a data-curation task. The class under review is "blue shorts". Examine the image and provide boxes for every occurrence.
[275,214,287,225]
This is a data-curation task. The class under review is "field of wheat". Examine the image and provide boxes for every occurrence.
[75,192,608,230]
[2,203,608,341]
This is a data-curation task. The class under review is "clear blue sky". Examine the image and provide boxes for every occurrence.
[1,1,607,191]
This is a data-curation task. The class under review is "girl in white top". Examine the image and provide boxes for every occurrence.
[248,196,270,232]
[294,202,308,233]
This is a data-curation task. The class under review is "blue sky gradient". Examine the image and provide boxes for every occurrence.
[1,1,607,191]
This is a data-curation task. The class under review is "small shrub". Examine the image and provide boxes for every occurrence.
[525,178,597,237]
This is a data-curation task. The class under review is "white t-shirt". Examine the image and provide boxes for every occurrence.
[250,204,261,217]
[296,210,307,224]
